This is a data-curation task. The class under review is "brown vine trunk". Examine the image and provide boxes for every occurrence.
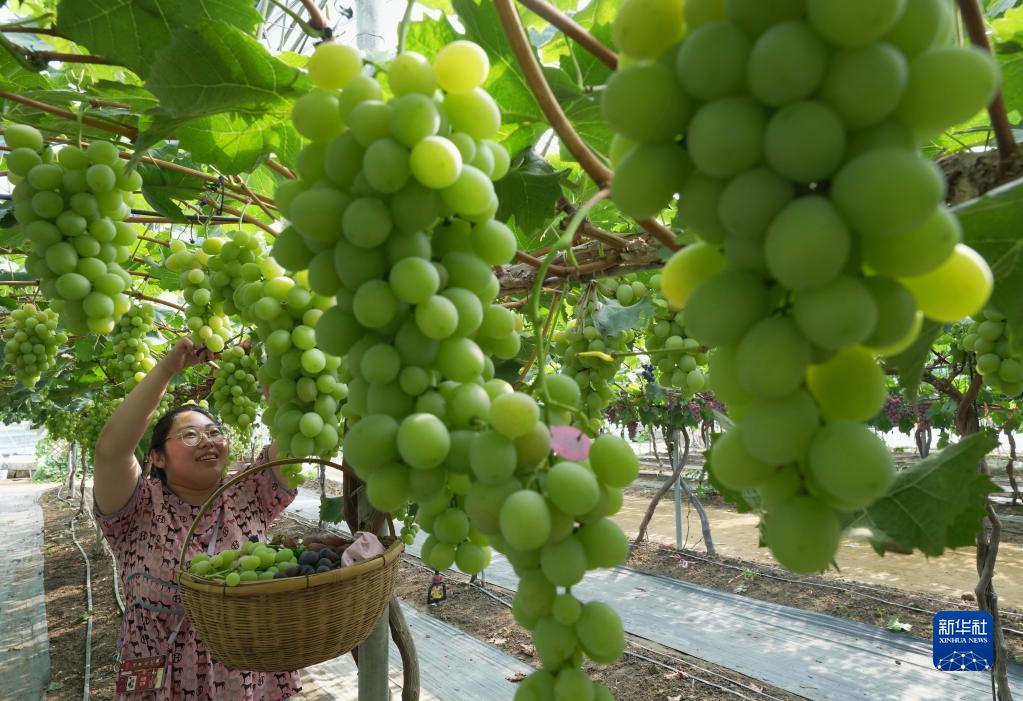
[958,370,1014,700]
[389,598,420,701]
[635,428,714,554]
[1006,431,1021,506]
[78,446,88,515]
[649,425,664,475]
[914,423,932,459]
[66,442,76,495]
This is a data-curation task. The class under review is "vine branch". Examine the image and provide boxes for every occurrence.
[494,0,679,250]
[957,0,1020,163]
[25,50,114,65]
[0,90,136,138]
[516,0,617,69]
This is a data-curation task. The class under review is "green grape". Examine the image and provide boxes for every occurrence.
[289,188,348,242]
[819,43,908,129]
[763,101,846,183]
[499,490,551,551]
[544,461,600,516]
[397,413,450,469]
[409,136,462,189]
[806,0,906,47]
[601,63,691,144]
[306,42,363,90]
[441,165,495,216]
[575,601,624,664]
[389,93,440,148]
[709,427,773,490]
[741,390,820,465]
[735,317,811,400]
[764,196,850,290]
[676,171,728,243]
[2,304,65,387]
[443,89,501,140]
[489,392,540,439]
[807,347,887,422]
[576,518,628,569]
[470,219,516,266]
[718,166,794,243]
[291,90,344,142]
[674,20,750,101]
[793,275,879,350]
[540,536,587,586]
[589,435,639,488]
[895,47,999,141]
[747,21,827,107]
[860,205,960,279]
[764,495,842,573]
[434,40,489,94]
[610,142,692,220]
[612,0,684,59]
[7,123,44,151]
[348,100,392,147]
[807,422,895,510]
[899,244,992,323]
[683,270,771,347]
[724,0,803,36]
[686,96,767,178]
[884,0,953,58]
[831,148,945,238]
[659,242,726,309]
[362,138,411,194]
[388,51,437,96]
[367,462,411,512]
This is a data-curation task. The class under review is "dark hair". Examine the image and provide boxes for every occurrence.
[148,405,219,485]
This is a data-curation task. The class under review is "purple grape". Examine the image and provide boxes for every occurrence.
[316,565,331,573]
[299,564,316,576]
[283,565,300,577]
[299,550,320,566]
[317,558,333,568]
[319,547,338,561]
[274,571,288,579]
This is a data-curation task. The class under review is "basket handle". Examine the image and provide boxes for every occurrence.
[177,457,354,567]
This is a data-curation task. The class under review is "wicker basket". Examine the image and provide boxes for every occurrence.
[176,458,403,671]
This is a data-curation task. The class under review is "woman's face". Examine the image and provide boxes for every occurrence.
[152,411,230,489]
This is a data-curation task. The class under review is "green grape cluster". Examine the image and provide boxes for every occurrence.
[644,273,707,394]
[5,124,139,335]
[44,409,79,443]
[279,40,632,696]
[202,229,276,316]
[164,240,233,352]
[188,533,358,584]
[551,284,636,430]
[2,304,66,387]
[398,508,420,546]
[961,309,1023,397]
[608,0,998,574]
[210,344,263,433]
[107,303,158,389]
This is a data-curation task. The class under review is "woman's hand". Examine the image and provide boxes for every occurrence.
[160,338,217,375]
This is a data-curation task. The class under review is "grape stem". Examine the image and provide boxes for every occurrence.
[495,0,679,250]
[22,49,115,65]
[528,188,610,418]
[516,0,618,69]
[956,0,1020,164]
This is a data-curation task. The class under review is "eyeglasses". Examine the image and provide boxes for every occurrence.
[172,426,227,447]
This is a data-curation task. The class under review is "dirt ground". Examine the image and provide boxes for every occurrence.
[39,487,120,700]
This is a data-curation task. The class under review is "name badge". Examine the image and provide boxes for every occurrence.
[116,655,167,693]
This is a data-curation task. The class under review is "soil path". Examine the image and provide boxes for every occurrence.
[0,480,52,700]
[621,486,1023,608]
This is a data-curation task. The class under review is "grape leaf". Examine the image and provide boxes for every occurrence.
[591,296,655,337]
[139,149,208,222]
[883,320,943,404]
[145,21,309,119]
[954,175,1023,354]
[319,496,346,525]
[56,0,262,79]
[176,107,302,175]
[847,431,999,557]
[0,48,49,91]
[494,149,568,248]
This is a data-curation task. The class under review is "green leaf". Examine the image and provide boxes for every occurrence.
[954,175,1023,354]
[591,296,655,337]
[0,224,27,247]
[145,21,310,119]
[138,148,208,222]
[494,149,567,247]
[75,336,99,363]
[176,107,302,175]
[405,14,459,58]
[883,320,942,403]
[849,431,999,557]
[319,495,345,524]
[0,47,49,91]
[56,0,263,79]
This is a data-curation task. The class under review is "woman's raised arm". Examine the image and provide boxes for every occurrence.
[93,338,213,514]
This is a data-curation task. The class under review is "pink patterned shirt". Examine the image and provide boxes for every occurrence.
[95,466,301,700]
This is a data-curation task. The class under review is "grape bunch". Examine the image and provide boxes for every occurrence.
[6,124,139,335]
[551,284,636,431]
[210,344,263,433]
[2,304,66,387]
[961,309,1023,397]
[164,240,233,353]
[107,303,158,388]
[201,229,278,317]
[607,0,998,573]
[275,40,632,696]
[43,408,80,444]
[187,533,352,585]
[644,273,707,394]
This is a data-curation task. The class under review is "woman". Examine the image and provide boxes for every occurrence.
[94,337,301,699]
